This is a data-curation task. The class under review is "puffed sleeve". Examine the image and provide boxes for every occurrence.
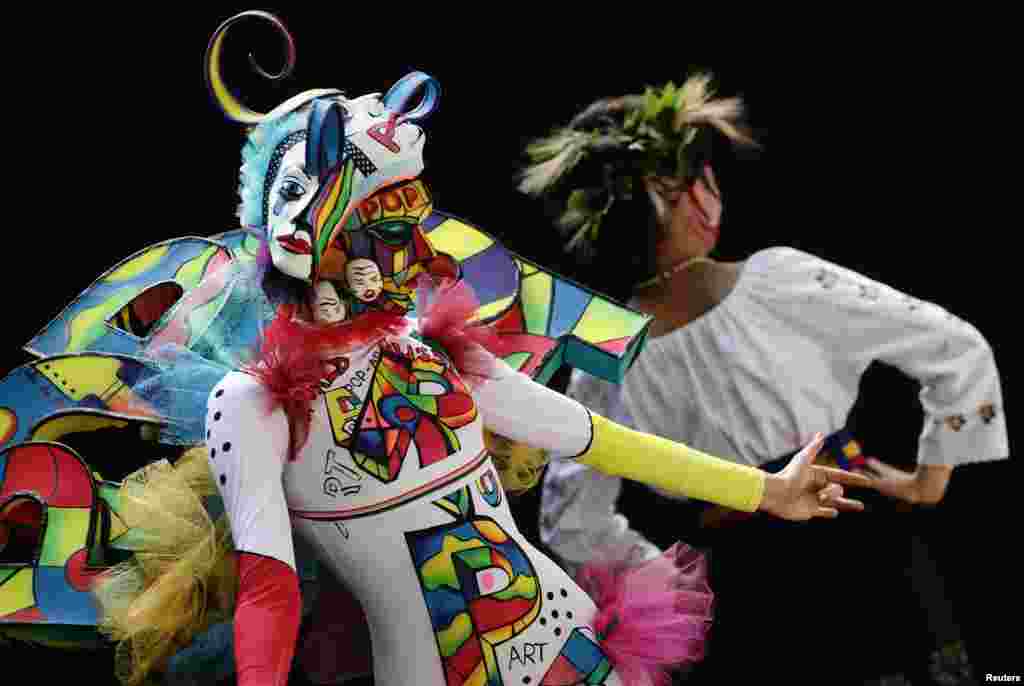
[540,370,662,570]
[473,361,765,512]
[754,248,1008,467]
[206,372,301,686]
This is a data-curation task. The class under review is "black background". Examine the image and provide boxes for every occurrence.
[2,7,1018,681]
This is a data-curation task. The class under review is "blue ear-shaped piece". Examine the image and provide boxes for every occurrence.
[306,99,346,181]
[383,72,441,124]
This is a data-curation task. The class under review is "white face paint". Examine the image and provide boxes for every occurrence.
[346,258,384,302]
[265,92,427,282]
[267,145,319,281]
[311,280,347,324]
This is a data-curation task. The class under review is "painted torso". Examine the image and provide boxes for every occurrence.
[283,334,623,686]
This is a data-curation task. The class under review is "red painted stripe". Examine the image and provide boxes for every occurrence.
[290,449,488,521]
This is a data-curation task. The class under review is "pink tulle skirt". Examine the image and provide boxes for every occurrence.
[577,542,714,686]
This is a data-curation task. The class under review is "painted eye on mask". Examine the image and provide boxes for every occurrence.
[279,179,307,202]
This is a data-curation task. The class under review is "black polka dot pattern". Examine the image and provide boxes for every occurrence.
[520,585,587,684]
[542,588,575,639]
[261,131,308,228]
[222,442,232,453]
[214,411,222,421]
[220,474,226,486]
[344,140,378,177]
[215,389,224,398]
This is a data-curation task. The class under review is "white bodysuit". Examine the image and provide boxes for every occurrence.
[206,332,626,686]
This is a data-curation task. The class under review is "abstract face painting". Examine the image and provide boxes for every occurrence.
[346,259,384,303]
[260,91,432,284]
[207,12,439,287]
[310,280,347,324]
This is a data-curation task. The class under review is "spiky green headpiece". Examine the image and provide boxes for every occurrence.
[520,74,754,254]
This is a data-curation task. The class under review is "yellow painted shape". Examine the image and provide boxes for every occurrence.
[465,662,488,686]
[392,249,407,275]
[105,246,170,282]
[492,574,538,602]
[434,499,463,518]
[68,301,129,351]
[34,356,124,402]
[0,568,34,617]
[484,624,514,643]
[31,413,130,442]
[516,259,540,278]
[473,520,509,544]
[482,645,501,681]
[108,509,129,542]
[512,599,541,634]
[573,296,649,348]
[471,296,515,323]
[437,611,473,658]
[39,508,90,567]
[519,272,553,334]
[843,441,862,458]
[422,535,490,591]
[0,407,16,444]
[413,359,444,375]
[425,220,493,261]
[175,245,221,287]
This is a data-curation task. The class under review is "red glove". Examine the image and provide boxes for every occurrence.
[234,552,302,686]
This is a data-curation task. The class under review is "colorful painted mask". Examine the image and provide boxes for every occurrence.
[207,11,439,285]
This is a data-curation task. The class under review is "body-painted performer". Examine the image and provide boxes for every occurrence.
[524,77,1009,683]
[88,14,873,686]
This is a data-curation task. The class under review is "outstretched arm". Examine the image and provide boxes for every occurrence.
[474,362,868,519]
[765,249,1008,504]
[206,372,301,686]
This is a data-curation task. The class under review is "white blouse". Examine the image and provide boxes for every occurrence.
[541,246,1008,566]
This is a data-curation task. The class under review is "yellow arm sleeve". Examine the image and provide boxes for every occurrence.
[575,412,766,513]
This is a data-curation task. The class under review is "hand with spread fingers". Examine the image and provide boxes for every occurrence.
[861,457,952,506]
[759,434,875,521]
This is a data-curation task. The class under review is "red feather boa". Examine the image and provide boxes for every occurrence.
[243,305,411,460]
[243,278,507,460]
[416,277,509,388]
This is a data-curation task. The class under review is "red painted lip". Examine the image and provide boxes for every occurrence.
[364,290,377,301]
[277,235,312,255]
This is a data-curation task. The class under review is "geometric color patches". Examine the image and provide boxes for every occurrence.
[407,486,542,686]
[476,468,502,509]
[25,238,231,359]
[351,349,477,483]
[0,354,160,451]
[422,210,651,386]
[540,628,613,685]
[0,443,103,626]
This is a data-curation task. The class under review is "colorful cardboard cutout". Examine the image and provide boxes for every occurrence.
[0,443,131,635]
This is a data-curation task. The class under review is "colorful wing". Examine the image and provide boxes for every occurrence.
[421,211,652,385]
[4,232,256,644]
